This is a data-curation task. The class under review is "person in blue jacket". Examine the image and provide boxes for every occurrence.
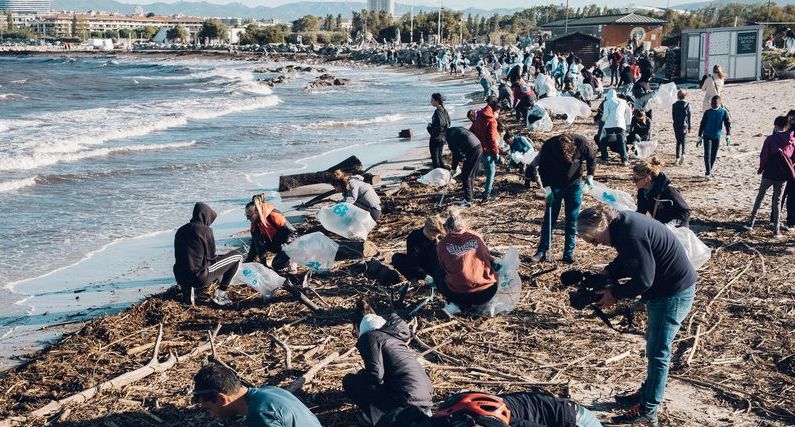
[697,95,732,177]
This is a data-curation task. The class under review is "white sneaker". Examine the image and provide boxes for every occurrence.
[456,199,472,207]
[212,289,231,306]
[443,302,462,316]
[287,261,299,274]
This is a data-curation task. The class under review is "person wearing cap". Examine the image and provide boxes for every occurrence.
[192,363,321,427]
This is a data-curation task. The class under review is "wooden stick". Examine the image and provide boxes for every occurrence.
[285,348,355,393]
[600,350,631,366]
[283,282,321,312]
[270,334,293,369]
[686,324,702,366]
[413,336,463,364]
[706,262,752,315]
[126,341,189,356]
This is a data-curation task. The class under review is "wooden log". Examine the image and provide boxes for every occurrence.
[282,281,321,312]
[278,156,362,192]
[285,348,355,393]
[334,238,378,260]
[399,129,413,139]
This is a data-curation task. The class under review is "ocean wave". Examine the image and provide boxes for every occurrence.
[0,93,28,102]
[0,177,37,194]
[302,114,410,130]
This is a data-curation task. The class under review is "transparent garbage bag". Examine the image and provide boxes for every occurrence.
[233,262,285,301]
[536,96,592,124]
[527,104,553,132]
[477,247,522,317]
[635,140,658,159]
[667,224,711,270]
[510,150,537,165]
[586,180,637,211]
[317,202,377,240]
[418,168,452,187]
[656,82,678,106]
[578,83,595,101]
[283,231,339,271]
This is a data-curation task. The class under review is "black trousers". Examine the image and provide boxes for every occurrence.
[674,128,687,158]
[703,137,721,175]
[460,146,482,202]
[782,179,795,226]
[391,253,427,281]
[515,97,531,122]
[610,67,618,85]
[343,371,412,415]
[203,253,243,291]
[251,227,293,271]
[432,269,499,308]
[429,138,446,169]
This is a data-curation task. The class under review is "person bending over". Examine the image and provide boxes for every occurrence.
[245,195,296,272]
[627,109,651,145]
[343,299,434,425]
[697,95,731,178]
[332,170,382,221]
[391,216,445,284]
[447,126,484,206]
[376,391,603,427]
[174,202,242,306]
[192,363,321,427]
[632,157,691,228]
[470,96,501,201]
[577,206,697,426]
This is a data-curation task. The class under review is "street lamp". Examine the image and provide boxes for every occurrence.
[410,0,414,43]
[564,0,570,34]
[437,0,442,44]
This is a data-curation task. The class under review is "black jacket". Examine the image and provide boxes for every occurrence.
[606,211,697,301]
[356,313,434,409]
[406,228,440,277]
[446,127,483,171]
[672,100,691,131]
[637,173,691,228]
[428,105,450,142]
[628,117,651,141]
[173,202,217,286]
[501,392,577,427]
[528,133,596,189]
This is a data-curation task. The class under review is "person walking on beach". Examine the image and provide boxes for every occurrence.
[478,63,495,99]
[331,170,382,221]
[244,195,296,273]
[173,202,242,306]
[343,298,434,425]
[633,157,691,228]
[672,90,692,165]
[470,96,501,201]
[700,65,725,112]
[427,93,450,170]
[697,95,732,178]
[527,133,595,264]
[577,206,697,426]
[391,216,445,285]
[743,116,795,238]
[192,363,321,427]
[447,126,483,206]
[610,48,623,87]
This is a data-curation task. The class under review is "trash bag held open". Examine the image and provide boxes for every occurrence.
[667,224,712,270]
[233,262,285,301]
[283,231,339,272]
[586,180,637,211]
[317,202,377,241]
[634,140,658,159]
[536,96,592,124]
[511,150,537,165]
[477,247,522,317]
[418,168,452,187]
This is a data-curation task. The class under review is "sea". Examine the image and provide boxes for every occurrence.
[0,54,476,369]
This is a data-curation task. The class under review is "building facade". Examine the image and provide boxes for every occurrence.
[541,13,667,49]
[0,0,51,13]
[29,13,203,38]
[367,0,395,16]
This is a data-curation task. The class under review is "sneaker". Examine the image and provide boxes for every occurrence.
[212,289,231,306]
[562,254,576,265]
[530,251,552,263]
[611,404,659,426]
[456,199,472,207]
[614,389,642,407]
[679,155,685,165]
[621,160,628,166]
[773,233,784,239]
[742,223,754,231]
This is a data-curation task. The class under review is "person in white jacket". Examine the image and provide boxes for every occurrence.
[599,89,632,165]
[534,68,557,99]
[700,65,725,112]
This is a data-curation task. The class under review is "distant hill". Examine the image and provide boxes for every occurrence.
[50,0,524,20]
[675,0,795,10]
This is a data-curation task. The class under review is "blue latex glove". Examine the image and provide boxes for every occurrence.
[725,136,731,146]
[586,175,594,190]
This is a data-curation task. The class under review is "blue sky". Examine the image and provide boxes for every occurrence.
[127,0,706,8]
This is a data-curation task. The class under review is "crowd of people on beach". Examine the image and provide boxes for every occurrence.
[170,39,795,427]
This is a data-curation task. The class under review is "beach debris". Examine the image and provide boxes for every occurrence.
[283,232,339,272]
[279,156,362,192]
[399,129,413,139]
[233,263,285,301]
[317,202,377,241]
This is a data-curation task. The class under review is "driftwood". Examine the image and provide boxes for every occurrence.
[285,347,355,393]
[270,334,293,369]
[283,281,321,312]
[278,156,362,191]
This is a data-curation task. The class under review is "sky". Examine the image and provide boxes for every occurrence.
[124,0,704,8]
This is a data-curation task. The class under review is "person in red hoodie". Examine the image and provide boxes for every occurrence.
[470,96,501,200]
[743,116,795,238]
[433,207,498,309]
[245,194,297,272]
[511,79,536,124]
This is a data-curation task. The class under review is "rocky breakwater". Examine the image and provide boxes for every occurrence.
[305,73,349,90]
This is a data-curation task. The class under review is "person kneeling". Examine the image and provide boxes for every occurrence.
[391,216,445,285]
[433,207,498,311]
[632,158,691,228]
[332,170,383,221]
[343,299,434,425]
[192,363,322,427]
[245,195,297,272]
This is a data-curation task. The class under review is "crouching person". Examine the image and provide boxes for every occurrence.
[245,195,297,272]
[391,216,445,285]
[332,170,383,221]
[376,391,603,427]
[433,207,498,310]
[343,298,434,425]
[577,205,696,425]
[192,363,322,427]
[174,202,242,306]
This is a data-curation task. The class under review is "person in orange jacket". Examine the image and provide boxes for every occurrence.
[245,194,296,272]
[470,96,501,200]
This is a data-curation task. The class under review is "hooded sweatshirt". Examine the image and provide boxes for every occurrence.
[252,200,288,241]
[343,175,382,212]
[437,230,497,294]
[636,172,691,228]
[758,130,795,181]
[698,106,731,139]
[470,105,500,155]
[173,202,217,286]
[602,89,631,130]
[356,313,434,410]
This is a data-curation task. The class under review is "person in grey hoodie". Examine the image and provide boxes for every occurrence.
[332,170,382,221]
[744,116,795,237]
[343,299,434,425]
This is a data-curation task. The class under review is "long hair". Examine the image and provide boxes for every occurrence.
[331,170,351,192]
[558,133,577,164]
[352,298,375,327]
[633,156,663,179]
[713,65,725,80]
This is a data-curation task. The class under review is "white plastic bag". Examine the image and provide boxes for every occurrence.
[510,150,537,165]
[317,202,377,240]
[586,181,637,211]
[528,107,553,132]
[283,231,339,271]
[578,83,595,101]
[477,247,522,317]
[233,262,285,301]
[655,82,678,106]
[418,168,452,187]
[635,140,658,159]
[667,224,711,270]
[536,96,592,124]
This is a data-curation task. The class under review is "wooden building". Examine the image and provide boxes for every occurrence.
[541,13,667,49]
[545,32,602,67]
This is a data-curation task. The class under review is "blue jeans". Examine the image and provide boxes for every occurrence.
[480,78,492,98]
[481,154,497,197]
[576,404,603,427]
[641,285,696,415]
[538,181,582,258]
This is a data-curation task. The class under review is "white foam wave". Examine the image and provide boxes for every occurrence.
[3,141,197,171]
[0,177,37,194]
[283,114,410,132]
[0,93,28,102]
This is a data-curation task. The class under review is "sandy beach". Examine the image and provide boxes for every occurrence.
[0,54,793,427]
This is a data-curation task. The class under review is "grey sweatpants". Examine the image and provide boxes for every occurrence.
[749,177,786,232]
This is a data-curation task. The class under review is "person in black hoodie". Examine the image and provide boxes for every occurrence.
[627,109,652,146]
[447,126,484,205]
[427,93,451,169]
[632,157,691,228]
[173,203,242,305]
[391,216,445,284]
[576,206,697,426]
[343,299,434,425]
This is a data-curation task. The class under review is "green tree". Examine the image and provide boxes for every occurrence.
[166,24,189,42]
[198,19,228,43]
[239,23,289,45]
[145,12,155,18]
[6,12,14,31]
[323,13,334,30]
[336,14,342,31]
[292,15,320,32]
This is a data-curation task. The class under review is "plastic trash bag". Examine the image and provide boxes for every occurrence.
[511,150,537,165]
[586,180,637,211]
[233,262,285,301]
[667,224,711,270]
[283,231,339,271]
[536,96,592,124]
[477,247,522,317]
[418,168,452,187]
[578,83,595,101]
[635,140,658,159]
[527,105,553,131]
[317,202,377,240]
[655,82,678,106]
